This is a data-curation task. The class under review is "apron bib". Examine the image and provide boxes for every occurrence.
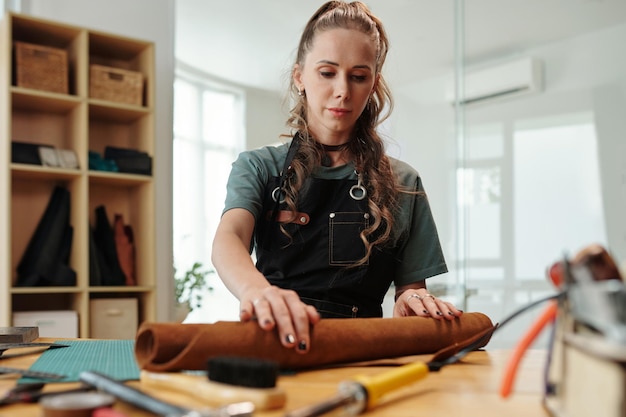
[254,135,399,318]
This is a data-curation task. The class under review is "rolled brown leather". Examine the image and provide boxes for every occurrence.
[135,313,493,371]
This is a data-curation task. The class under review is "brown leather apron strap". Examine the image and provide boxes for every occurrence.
[266,210,310,225]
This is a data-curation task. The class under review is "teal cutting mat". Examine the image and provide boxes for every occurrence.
[20,339,139,383]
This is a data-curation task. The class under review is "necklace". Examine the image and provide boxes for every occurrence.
[317,142,349,167]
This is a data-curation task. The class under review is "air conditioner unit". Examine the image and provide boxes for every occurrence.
[446,57,543,106]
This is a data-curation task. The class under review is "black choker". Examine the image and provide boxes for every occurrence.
[317,142,349,167]
[319,143,349,152]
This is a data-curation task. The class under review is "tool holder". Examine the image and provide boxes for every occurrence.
[543,272,626,417]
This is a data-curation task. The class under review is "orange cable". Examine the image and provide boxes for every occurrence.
[499,300,558,398]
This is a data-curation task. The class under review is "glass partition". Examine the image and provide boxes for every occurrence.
[458,1,626,347]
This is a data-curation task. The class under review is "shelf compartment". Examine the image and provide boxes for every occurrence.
[12,106,82,149]
[11,14,85,97]
[88,181,154,288]
[89,290,154,332]
[88,107,153,157]
[11,176,87,288]
[11,89,86,168]
[89,32,153,108]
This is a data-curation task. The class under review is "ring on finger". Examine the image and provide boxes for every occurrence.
[406,293,423,302]
[421,293,436,301]
[252,298,265,306]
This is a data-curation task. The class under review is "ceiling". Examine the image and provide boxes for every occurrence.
[175,0,626,92]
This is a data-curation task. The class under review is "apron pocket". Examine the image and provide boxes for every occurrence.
[328,211,369,266]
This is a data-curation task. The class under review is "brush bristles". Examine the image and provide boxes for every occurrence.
[207,356,279,388]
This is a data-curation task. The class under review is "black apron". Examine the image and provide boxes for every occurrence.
[254,134,400,318]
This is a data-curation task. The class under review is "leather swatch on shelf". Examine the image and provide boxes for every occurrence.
[91,205,126,286]
[135,313,493,372]
[11,141,54,165]
[89,227,104,286]
[114,214,136,286]
[16,186,76,286]
[104,146,152,175]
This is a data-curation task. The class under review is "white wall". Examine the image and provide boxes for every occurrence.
[18,0,176,322]
[245,87,285,149]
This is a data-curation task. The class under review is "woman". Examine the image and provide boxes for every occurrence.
[212,0,462,354]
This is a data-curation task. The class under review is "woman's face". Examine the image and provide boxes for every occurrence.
[294,28,378,144]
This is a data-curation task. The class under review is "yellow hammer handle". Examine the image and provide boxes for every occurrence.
[352,362,429,410]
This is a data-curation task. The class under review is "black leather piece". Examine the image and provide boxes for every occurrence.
[104,146,152,175]
[92,205,126,286]
[11,142,54,165]
[89,227,103,286]
[16,186,76,287]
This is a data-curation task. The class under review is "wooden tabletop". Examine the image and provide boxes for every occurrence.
[0,345,550,417]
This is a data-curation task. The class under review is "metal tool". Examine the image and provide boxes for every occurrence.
[542,246,626,417]
[499,247,624,398]
[0,382,93,406]
[80,370,255,417]
[567,263,626,343]
[0,342,68,357]
[0,366,64,380]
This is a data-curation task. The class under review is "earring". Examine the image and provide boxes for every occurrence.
[298,89,305,97]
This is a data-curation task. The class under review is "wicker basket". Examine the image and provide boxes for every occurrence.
[14,41,69,94]
[90,64,144,106]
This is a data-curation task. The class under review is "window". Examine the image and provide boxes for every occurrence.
[173,66,245,321]
[462,111,608,348]
[513,112,607,278]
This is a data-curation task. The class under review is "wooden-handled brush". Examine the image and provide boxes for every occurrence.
[140,356,286,410]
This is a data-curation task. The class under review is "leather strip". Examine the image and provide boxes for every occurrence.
[266,210,310,225]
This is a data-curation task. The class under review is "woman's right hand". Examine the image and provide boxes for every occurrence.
[213,209,321,353]
[240,285,321,353]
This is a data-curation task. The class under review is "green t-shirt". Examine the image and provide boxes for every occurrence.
[223,141,448,287]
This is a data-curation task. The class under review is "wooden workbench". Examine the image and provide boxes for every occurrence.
[0,345,549,417]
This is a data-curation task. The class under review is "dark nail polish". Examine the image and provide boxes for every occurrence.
[448,311,455,316]
[298,340,307,351]
[436,311,442,316]
[263,319,273,326]
[422,310,428,314]
[285,334,295,344]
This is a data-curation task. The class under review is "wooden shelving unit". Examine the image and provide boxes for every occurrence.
[0,12,156,337]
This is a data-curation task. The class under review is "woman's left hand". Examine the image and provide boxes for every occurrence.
[393,285,463,320]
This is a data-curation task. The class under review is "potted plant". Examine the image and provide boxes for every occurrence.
[174,262,213,321]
